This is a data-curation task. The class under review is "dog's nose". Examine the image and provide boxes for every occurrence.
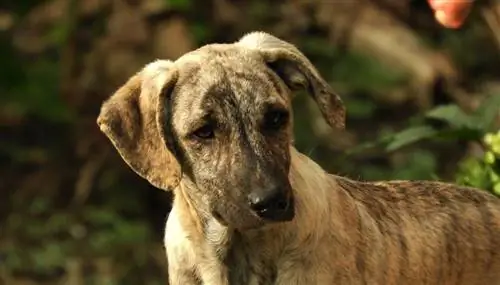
[247,187,294,221]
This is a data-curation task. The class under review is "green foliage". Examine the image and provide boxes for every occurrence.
[1,196,158,282]
[393,149,438,180]
[385,126,439,152]
[456,131,500,195]
[439,14,500,75]
[329,51,408,93]
[166,0,192,10]
[300,37,409,93]
[349,94,500,194]
[0,40,73,123]
[2,59,73,123]
[344,98,378,119]
[190,21,214,44]
[352,94,500,153]
[0,0,77,124]
[358,149,438,181]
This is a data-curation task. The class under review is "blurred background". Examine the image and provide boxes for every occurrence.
[1,0,500,284]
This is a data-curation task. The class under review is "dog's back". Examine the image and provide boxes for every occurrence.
[336,176,500,285]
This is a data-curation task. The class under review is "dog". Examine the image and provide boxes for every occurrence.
[97,31,500,285]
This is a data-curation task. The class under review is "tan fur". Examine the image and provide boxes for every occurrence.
[165,148,500,285]
[98,31,500,285]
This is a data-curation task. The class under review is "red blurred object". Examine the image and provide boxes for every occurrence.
[428,0,473,28]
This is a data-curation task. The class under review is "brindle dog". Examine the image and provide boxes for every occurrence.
[97,32,500,285]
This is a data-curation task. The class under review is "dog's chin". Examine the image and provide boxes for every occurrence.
[211,210,230,227]
[212,208,295,232]
[212,209,264,230]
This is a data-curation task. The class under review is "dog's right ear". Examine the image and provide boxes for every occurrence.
[97,60,181,191]
[238,32,346,130]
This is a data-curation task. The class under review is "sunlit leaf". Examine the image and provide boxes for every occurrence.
[473,94,500,131]
[386,126,439,151]
[424,104,476,130]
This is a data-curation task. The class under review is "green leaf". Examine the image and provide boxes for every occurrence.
[84,207,121,226]
[190,21,213,44]
[386,126,439,151]
[359,165,393,181]
[473,94,500,131]
[29,197,51,215]
[345,98,377,119]
[344,140,382,156]
[2,59,74,123]
[435,128,483,142]
[392,149,437,180]
[344,132,394,156]
[329,51,408,92]
[32,242,66,272]
[455,158,491,190]
[167,0,191,10]
[494,182,500,196]
[424,104,476,130]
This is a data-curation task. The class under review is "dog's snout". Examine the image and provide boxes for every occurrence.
[248,190,287,212]
[248,187,294,221]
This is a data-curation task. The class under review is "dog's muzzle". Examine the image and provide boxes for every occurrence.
[247,186,294,222]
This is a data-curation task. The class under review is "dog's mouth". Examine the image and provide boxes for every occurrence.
[212,211,229,227]
[211,194,295,230]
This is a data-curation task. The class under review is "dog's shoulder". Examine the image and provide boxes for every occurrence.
[334,175,500,221]
[377,179,499,205]
[337,176,498,203]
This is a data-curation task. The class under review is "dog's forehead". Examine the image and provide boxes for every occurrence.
[176,43,259,66]
[172,44,288,111]
[175,44,265,85]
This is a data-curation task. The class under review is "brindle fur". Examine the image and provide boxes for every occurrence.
[97,31,500,285]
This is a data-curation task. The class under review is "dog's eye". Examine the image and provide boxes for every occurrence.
[193,124,215,139]
[264,109,289,130]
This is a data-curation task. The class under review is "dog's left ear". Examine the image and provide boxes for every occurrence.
[238,31,346,130]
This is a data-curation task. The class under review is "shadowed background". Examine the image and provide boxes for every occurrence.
[1,0,499,284]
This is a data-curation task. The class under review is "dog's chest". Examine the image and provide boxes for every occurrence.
[223,241,337,285]
[224,236,277,285]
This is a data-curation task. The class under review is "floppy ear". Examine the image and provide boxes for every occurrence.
[97,60,181,191]
[238,31,346,130]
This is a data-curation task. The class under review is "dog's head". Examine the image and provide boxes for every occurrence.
[97,32,345,230]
